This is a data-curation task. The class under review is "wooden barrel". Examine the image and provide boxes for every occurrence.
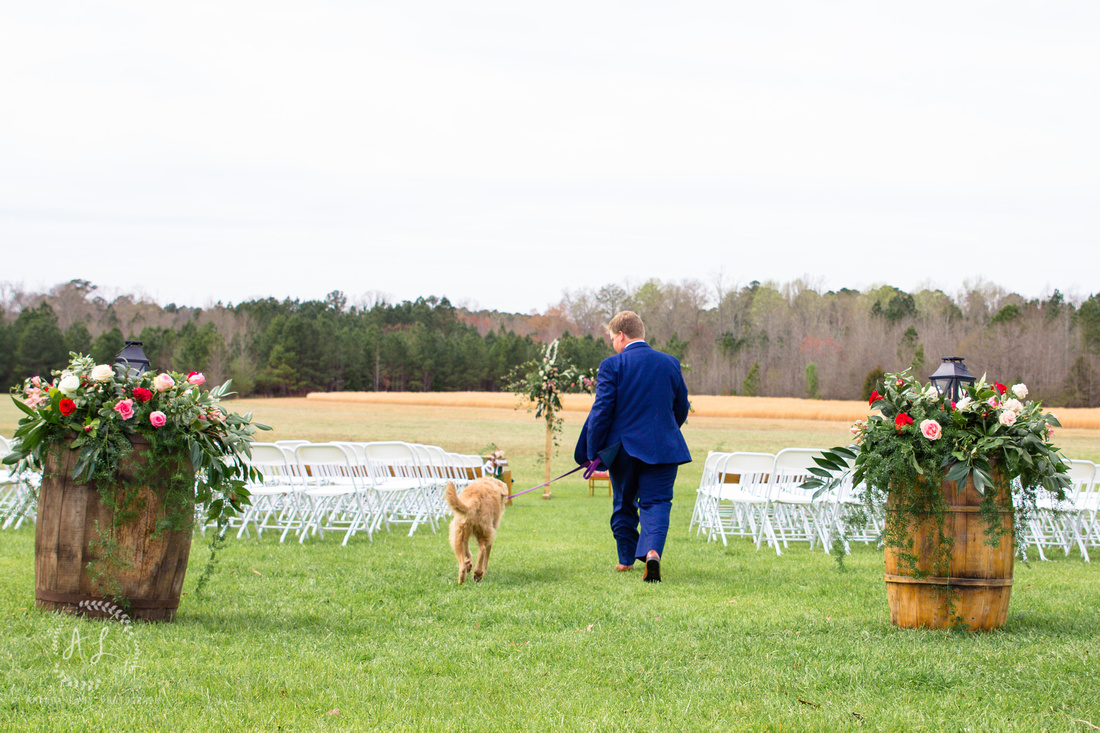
[35,436,195,622]
[884,474,1014,632]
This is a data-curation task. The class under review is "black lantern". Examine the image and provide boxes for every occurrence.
[115,341,151,376]
[929,356,976,403]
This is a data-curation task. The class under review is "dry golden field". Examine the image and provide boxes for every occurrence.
[3,393,1099,467]
[308,390,1100,430]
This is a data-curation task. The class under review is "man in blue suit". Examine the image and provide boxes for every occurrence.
[574,311,691,582]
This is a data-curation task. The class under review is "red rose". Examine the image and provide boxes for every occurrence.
[895,412,914,428]
[133,387,153,403]
[994,382,1007,395]
[869,390,884,405]
[59,398,76,416]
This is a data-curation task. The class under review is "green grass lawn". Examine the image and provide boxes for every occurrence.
[2,399,1099,731]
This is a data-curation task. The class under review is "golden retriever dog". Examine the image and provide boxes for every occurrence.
[444,476,508,584]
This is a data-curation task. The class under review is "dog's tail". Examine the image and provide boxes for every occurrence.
[444,481,470,515]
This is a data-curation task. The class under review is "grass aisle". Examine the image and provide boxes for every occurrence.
[2,399,1099,731]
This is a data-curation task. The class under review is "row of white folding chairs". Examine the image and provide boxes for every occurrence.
[0,435,39,530]
[690,448,874,556]
[1016,459,1099,562]
[230,440,486,545]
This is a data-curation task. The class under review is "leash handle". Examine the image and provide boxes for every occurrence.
[582,458,603,480]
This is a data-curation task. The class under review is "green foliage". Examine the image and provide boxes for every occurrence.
[13,304,68,380]
[1078,293,1100,354]
[63,322,93,356]
[862,366,885,402]
[741,361,760,396]
[1058,355,1100,408]
[910,343,926,377]
[90,327,124,365]
[506,339,596,446]
[659,333,690,363]
[804,362,820,400]
[991,303,1021,325]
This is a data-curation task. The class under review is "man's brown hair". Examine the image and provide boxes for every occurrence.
[608,311,645,340]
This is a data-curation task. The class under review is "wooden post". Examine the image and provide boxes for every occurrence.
[543,418,553,498]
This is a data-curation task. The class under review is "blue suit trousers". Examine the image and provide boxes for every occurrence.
[610,456,678,565]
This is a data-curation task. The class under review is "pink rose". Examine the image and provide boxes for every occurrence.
[920,419,942,441]
[153,373,175,392]
[187,371,206,385]
[149,411,167,428]
[113,399,135,420]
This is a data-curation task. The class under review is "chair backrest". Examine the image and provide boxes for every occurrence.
[295,443,359,485]
[247,443,299,485]
[461,454,486,479]
[362,442,423,485]
[1065,459,1097,504]
[768,448,828,499]
[698,452,727,490]
[410,444,445,480]
[720,452,775,498]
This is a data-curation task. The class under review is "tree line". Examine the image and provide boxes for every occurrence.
[3,278,1099,406]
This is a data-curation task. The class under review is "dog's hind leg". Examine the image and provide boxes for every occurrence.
[451,522,473,584]
[473,534,494,582]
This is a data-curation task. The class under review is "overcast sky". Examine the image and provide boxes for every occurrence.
[2,2,1097,313]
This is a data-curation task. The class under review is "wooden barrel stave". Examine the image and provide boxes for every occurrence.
[34,437,194,622]
[884,474,1014,632]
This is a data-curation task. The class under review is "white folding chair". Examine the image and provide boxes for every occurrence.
[1077,461,1100,554]
[1,436,38,530]
[362,442,431,536]
[295,443,373,545]
[713,452,776,546]
[1028,459,1096,562]
[236,443,308,542]
[690,452,726,537]
[757,448,831,555]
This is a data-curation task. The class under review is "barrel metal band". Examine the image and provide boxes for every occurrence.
[883,574,1013,588]
[36,589,180,611]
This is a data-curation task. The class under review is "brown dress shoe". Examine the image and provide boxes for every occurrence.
[642,551,661,582]
[614,563,634,572]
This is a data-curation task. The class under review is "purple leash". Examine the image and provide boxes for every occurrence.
[506,459,604,499]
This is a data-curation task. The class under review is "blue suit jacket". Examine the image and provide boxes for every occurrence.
[574,341,691,467]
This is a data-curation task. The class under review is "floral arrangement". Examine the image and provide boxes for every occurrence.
[806,369,1071,560]
[483,449,508,479]
[6,353,270,529]
[506,339,597,442]
[506,339,597,488]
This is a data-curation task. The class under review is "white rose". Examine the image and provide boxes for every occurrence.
[1012,383,1028,399]
[1003,398,1024,415]
[58,374,81,396]
[90,364,115,382]
[999,410,1017,427]
[956,396,972,410]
